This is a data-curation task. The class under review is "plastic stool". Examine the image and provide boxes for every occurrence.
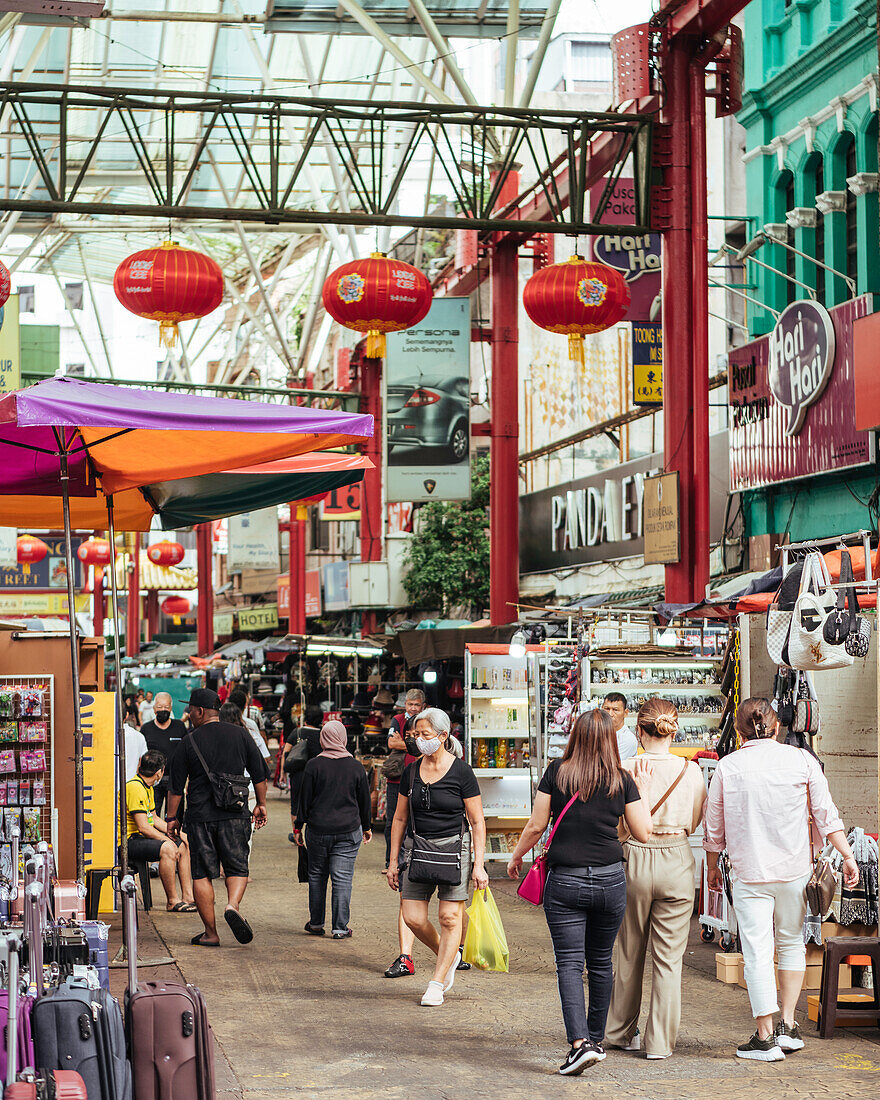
[85,868,115,920]
[817,936,880,1038]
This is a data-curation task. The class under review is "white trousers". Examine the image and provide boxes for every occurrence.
[732,874,809,1019]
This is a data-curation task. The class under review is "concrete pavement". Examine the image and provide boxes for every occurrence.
[144,787,880,1099]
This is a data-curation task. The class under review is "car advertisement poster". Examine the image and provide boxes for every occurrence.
[385,297,471,503]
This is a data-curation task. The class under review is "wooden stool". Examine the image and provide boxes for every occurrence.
[817,936,880,1038]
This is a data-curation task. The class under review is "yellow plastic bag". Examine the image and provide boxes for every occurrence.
[463,886,509,972]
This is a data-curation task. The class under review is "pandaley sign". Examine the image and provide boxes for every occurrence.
[729,295,874,492]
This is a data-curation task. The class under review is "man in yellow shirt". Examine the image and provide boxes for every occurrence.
[127,750,196,912]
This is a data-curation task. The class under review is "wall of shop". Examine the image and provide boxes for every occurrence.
[742,615,878,832]
[745,466,880,542]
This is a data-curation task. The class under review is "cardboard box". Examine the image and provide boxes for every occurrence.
[808,992,879,1026]
[715,952,742,984]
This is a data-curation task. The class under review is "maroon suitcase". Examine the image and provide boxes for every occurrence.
[122,879,216,1100]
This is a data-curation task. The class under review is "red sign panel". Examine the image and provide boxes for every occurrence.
[728,296,875,492]
[277,570,322,619]
[321,482,361,520]
[589,177,661,323]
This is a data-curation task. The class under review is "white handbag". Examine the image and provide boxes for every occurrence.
[787,552,854,671]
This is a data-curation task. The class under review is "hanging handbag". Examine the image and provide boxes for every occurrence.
[517,791,580,906]
[190,733,251,814]
[846,615,871,658]
[791,671,820,736]
[787,552,854,671]
[766,560,805,666]
[823,549,858,645]
[804,769,836,917]
[283,736,310,775]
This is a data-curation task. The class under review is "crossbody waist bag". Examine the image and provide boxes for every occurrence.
[190,733,250,814]
[407,766,466,885]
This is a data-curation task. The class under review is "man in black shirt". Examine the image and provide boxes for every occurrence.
[140,691,187,818]
[167,688,268,947]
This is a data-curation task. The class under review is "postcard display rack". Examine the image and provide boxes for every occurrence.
[464,645,539,865]
[0,675,56,900]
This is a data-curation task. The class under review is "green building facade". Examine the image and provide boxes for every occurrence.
[737,0,879,544]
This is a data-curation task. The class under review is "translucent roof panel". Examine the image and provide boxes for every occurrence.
[265,1,546,38]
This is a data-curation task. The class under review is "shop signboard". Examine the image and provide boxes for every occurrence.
[237,604,279,631]
[590,179,661,323]
[385,297,471,503]
[631,321,663,405]
[80,691,117,911]
[0,528,15,568]
[323,561,350,611]
[729,296,874,491]
[0,592,89,616]
[0,534,82,590]
[643,473,680,564]
[213,612,234,636]
[228,508,280,573]
[519,433,729,573]
[0,295,21,394]
[277,571,322,618]
[321,483,361,521]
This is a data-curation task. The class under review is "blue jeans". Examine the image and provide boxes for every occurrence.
[307,828,363,933]
[543,865,628,1045]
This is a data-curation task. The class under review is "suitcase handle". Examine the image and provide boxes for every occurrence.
[120,875,138,994]
[25,883,44,999]
[0,931,24,1087]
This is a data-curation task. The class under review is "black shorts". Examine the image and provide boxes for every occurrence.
[128,835,165,863]
[187,818,251,881]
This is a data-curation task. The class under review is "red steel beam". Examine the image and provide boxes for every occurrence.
[196,523,213,656]
[359,353,383,636]
[655,0,749,39]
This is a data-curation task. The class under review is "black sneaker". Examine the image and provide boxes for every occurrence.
[559,1042,606,1076]
[303,922,325,936]
[736,1032,785,1061]
[775,1021,804,1052]
[384,953,415,978]
[456,958,471,971]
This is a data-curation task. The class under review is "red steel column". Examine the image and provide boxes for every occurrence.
[661,38,696,604]
[125,534,140,658]
[92,567,104,638]
[360,352,383,636]
[288,511,307,635]
[196,523,214,655]
[490,238,520,625]
[144,590,159,641]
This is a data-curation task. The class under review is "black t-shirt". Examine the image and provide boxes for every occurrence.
[399,757,480,838]
[140,719,187,782]
[169,720,268,824]
[537,759,640,869]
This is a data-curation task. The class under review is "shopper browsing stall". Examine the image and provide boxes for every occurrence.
[602,692,639,761]
[703,698,859,1062]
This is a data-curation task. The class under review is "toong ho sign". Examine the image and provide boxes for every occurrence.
[768,300,835,435]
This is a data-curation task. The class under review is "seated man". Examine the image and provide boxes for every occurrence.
[127,750,197,913]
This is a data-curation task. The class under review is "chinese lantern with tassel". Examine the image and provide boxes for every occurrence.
[76,538,113,568]
[147,540,185,567]
[322,253,432,358]
[16,534,48,576]
[294,492,329,522]
[114,242,223,348]
[162,595,192,625]
[522,256,630,364]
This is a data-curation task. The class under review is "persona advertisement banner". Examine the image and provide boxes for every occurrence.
[589,179,661,323]
[728,295,874,491]
[385,297,471,503]
[227,508,280,573]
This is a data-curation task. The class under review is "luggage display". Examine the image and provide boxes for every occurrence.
[51,884,86,925]
[78,923,110,991]
[4,1070,87,1099]
[122,877,216,1100]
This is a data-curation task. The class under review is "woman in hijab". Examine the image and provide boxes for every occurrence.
[293,721,373,939]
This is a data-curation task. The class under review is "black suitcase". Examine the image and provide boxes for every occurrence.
[32,980,131,1100]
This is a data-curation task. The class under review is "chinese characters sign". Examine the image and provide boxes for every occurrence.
[631,322,662,405]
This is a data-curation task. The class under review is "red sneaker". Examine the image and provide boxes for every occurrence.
[384,953,415,978]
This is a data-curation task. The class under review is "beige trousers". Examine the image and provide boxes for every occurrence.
[605,836,695,1057]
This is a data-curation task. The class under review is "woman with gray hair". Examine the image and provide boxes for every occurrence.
[387,707,487,1006]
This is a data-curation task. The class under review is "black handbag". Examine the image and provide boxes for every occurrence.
[846,615,871,658]
[381,749,406,781]
[406,765,466,885]
[190,733,250,814]
[823,550,858,645]
[284,737,310,775]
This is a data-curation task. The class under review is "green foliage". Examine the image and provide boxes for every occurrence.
[402,455,490,615]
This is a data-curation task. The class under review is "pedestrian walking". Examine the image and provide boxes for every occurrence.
[605,698,706,1059]
[386,707,487,1008]
[123,694,141,729]
[507,709,652,1075]
[140,691,187,817]
[283,704,324,839]
[166,688,269,948]
[294,720,372,939]
[703,697,859,1061]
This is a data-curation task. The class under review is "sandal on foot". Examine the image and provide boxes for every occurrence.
[170,902,198,913]
[190,933,220,947]
[224,908,254,944]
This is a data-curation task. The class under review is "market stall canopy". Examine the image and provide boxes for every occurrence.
[386,624,518,664]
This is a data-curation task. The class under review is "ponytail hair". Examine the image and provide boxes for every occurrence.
[637,697,679,741]
[735,697,778,740]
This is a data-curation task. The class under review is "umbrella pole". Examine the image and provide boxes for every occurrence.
[57,443,86,883]
[106,496,129,885]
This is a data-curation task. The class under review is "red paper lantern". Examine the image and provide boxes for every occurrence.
[77,538,113,568]
[16,534,48,575]
[0,260,10,310]
[113,242,223,348]
[147,540,185,567]
[162,596,192,617]
[522,256,630,364]
[321,252,432,358]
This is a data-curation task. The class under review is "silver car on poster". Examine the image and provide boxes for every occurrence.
[386,375,470,465]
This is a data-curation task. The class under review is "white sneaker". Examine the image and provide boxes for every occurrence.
[443,949,462,993]
[421,980,444,1007]
[622,1031,641,1052]
[647,1053,672,1060]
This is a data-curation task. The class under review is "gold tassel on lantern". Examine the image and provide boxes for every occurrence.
[159,320,180,348]
[296,505,309,521]
[366,329,386,358]
[568,333,586,365]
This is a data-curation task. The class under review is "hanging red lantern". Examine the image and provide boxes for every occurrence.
[522,256,630,365]
[321,252,432,358]
[0,260,10,310]
[76,538,113,568]
[16,534,48,576]
[146,540,185,567]
[113,242,223,348]
[162,595,192,625]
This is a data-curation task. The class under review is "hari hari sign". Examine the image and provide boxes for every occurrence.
[768,300,835,435]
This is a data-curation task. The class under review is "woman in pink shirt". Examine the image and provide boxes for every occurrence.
[703,698,859,1062]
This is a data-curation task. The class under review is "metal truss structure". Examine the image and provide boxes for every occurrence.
[0,82,653,234]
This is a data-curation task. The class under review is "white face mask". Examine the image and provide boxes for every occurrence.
[416,735,443,756]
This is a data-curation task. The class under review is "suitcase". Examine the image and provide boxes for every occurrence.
[51,884,85,925]
[121,877,216,1100]
[4,1071,87,1099]
[0,990,34,1084]
[78,924,110,991]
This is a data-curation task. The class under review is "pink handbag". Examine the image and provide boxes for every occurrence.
[516,792,580,906]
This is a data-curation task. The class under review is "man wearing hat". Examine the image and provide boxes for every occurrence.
[167,688,269,947]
